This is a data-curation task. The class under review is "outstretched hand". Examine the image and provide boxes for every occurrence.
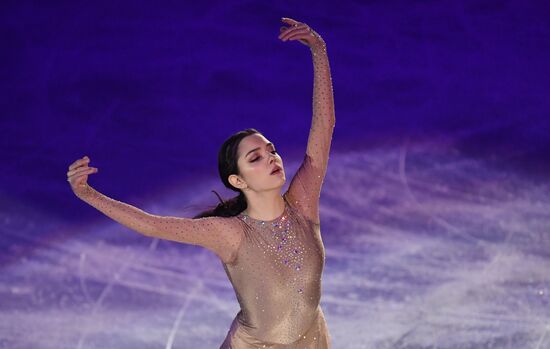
[67,155,98,196]
[278,17,326,51]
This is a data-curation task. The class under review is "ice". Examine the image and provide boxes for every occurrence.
[1,141,549,348]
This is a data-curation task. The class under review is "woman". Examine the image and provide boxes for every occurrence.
[67,17,335,348]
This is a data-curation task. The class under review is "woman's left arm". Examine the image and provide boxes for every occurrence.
[279,18,336,225]
[306,29,336,172]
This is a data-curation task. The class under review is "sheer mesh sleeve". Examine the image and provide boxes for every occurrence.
[75,184,243,264]
[286,44,335,225]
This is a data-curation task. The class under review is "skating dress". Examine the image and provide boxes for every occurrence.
[75,42,334,349]
[219,44,334,348]
[219,163,329,348]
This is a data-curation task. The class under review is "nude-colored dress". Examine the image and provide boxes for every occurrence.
[217,42,334,347]
[220,159,331,348]
[75,39,334,349]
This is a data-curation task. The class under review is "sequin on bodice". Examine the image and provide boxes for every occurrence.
[222,193,325,344]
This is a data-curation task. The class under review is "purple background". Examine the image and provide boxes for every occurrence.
[2,1,549,223]
[1,2,550,348]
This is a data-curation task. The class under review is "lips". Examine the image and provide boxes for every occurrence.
[271,166,282,175]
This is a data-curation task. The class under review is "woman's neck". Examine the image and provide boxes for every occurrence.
[243,191,285,221]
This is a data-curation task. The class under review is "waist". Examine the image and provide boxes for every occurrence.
[238,305,322,345]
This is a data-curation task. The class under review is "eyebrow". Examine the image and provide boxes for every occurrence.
[246,142,274,158]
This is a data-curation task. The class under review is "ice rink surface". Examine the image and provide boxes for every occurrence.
[2,138,549,349]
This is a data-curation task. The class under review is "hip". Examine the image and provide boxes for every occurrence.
[220,307,330,349]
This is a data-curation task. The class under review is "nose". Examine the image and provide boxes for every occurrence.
[268,151,278,165]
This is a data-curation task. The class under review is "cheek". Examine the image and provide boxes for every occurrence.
[243,163,263,178]
[245,164,271,180]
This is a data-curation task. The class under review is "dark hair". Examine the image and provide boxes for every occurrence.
[192,128,261,218]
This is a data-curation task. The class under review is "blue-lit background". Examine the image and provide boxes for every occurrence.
[1,1,549,348]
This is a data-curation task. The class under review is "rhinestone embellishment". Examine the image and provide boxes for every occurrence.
[240,205,306,294]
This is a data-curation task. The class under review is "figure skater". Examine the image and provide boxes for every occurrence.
[67,17,335,348]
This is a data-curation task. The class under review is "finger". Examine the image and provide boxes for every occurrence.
[69,156,88,170]
[68,171,94,184]
[69,171,94,185]
[279,26,290,35]
[77,167,97,175]
[282,28,311,41]
[68,159,92,174]
[280,22,306,30]
[279,22,307,33]
[67,165,94,176]
[69,157,90,171]
[286,31,312,42]
[72,170,94,181]
[283,27,310,38]
[280,23,306,31]
[279,25,308,40]
[281,17,300,26]
[278,26,294,38]
[68,167,97,178]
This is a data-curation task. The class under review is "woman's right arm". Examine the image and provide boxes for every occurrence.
[68,156,242,264]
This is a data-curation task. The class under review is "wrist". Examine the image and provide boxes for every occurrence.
[74,183,94,200]
[310,42,327,56]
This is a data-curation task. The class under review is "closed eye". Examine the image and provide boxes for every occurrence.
[251,150,278,162]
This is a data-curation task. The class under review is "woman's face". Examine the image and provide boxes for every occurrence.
[235,133,286,192]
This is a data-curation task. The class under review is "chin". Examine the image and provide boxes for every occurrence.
[271,177,286,189]
[274,173,286,181]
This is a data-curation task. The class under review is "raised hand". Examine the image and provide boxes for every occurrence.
[67,156,98,196]
[278,17,326,50]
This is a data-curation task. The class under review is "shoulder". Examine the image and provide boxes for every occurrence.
[202,215,245,264]
[284,191,321,226]
[188,216,244,263]
[214,215,245,242]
